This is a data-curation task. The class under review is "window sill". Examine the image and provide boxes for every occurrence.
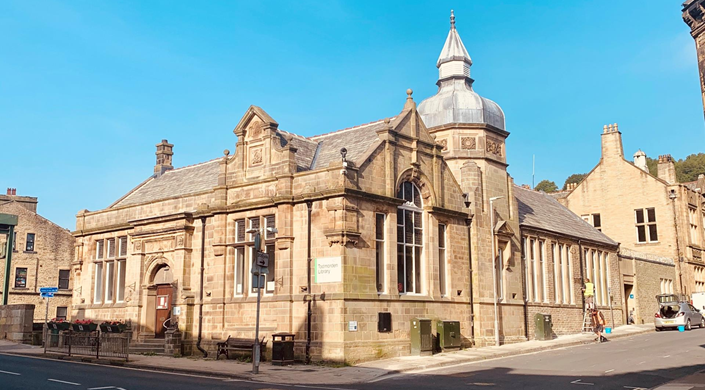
[636,241,659,245]
[13,287,29,290]
[23,251,37,254]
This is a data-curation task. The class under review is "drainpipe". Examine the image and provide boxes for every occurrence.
[520,239,529,340]
[305,201,313,364]
[196,217,208,358]
[578,240,585,313]
[466,219,475,346]
[670,190,685,299]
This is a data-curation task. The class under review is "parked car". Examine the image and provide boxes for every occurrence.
[654,294,705,331]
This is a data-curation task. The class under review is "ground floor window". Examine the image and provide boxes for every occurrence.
[56,307,67,321]
[94,262,103,303]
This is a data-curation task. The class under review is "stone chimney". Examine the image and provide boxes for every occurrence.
[657,154,677,184]
[633,149,648,172]
[154,139,174,176]
[601,123,623,161]
[1,188,38,213]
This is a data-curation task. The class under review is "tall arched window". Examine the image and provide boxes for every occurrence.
[397,182,423,294]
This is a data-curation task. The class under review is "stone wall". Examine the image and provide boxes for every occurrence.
[0,304,34,343]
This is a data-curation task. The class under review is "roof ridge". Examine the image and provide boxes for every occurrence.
[278,129,317,143]
[308,117,395,140]
[165,157,221,174]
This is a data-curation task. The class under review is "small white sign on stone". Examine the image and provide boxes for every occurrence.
[348,321,358,332]
[315,256,342,283]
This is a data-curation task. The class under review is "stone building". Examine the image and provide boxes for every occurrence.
[0,189,74,322]
[514,186,623,337]
[561,124,702,323]
[70,13,639,362]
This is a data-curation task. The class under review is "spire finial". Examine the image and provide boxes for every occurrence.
[450,10,455,30]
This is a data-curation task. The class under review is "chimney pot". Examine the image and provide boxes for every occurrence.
[12,188,16,195]
[6,188,10,195]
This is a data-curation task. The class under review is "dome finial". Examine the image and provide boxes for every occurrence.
[450,10,455,30]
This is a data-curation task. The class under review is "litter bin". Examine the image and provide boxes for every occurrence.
[271,333,295,365]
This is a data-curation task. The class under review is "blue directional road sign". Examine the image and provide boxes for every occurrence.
[40,292,54,298]
[40,287,58,293]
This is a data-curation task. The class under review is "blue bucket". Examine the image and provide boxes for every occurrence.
[605,327,612,334]
[678,325,685,332]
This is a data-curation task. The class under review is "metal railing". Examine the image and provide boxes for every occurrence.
[45,332,129,361]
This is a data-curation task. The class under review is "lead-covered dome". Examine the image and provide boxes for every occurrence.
[418,11,505,130]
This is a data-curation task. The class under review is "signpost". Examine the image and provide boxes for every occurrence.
[247,226,276,375]
[40,286,58,353]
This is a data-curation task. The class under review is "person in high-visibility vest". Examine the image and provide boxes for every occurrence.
[583,278,595,309]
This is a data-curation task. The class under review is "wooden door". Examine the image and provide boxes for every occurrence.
[155,285,173,338]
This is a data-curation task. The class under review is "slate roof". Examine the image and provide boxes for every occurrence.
[112,159,221,207]
[514,186,618,247]
[308,118,391,170]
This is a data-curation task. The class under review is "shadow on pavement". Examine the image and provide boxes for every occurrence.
[372,363,705,390]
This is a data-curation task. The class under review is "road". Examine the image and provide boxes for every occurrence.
[375,327,705,389]
[0,328,704,390]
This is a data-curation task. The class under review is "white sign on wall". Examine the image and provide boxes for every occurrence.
[315,256,342,283]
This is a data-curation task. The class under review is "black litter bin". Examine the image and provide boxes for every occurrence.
[271,333,295,366]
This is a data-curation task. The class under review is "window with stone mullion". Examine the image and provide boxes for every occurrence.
[396,181,423,295]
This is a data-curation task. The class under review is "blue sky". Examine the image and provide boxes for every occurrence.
[1,1,703,229]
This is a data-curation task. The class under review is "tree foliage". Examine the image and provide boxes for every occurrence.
[535,180,558,193]
[562,173,587,190]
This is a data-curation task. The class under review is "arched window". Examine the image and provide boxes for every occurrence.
[397,182,423,294]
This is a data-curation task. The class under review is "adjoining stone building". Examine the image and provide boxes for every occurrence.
[514,186,623,337]
[561,124,702,324]
[0,189,74,322]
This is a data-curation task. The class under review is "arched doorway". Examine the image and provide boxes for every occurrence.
[152,264,174,338]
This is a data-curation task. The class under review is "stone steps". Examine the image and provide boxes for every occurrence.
[129,338,166,355]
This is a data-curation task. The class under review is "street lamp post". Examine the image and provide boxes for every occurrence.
[489,196,504,347]
[246,226,277,374]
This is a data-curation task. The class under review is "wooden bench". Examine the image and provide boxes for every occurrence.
[216,335,267,360]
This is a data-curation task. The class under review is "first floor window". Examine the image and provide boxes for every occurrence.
[56,307,67,321]
[376,214,386,293]
[118,236,128,257]
[105,261,115,302]
[94,262,104,303]
[397,209,423,294]
[116,260,126,302]
[25,233,35,252]
[635,208,658,243]
[14,267,27,288]
[58,269,70,290]
[107,238,116,258]
[96,239,104,259]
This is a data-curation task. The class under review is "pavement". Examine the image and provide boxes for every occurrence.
[0,324,654,385]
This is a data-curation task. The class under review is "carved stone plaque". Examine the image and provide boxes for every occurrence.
[250,147,263,166]
[461,137,476,150]
[486,138,503,157]
[438,139,448,151]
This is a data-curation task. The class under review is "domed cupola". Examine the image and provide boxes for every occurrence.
[418,11,505,131]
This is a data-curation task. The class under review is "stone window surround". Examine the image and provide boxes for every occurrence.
[583,247,610,307]
[524,236,547,303]
[24,232,35,253]
[232,215,276,296]
[396,182,425,295]
[93,236,128,305]
[376,213,386,295]
[634,208,658,244]
[14,267,27,289]
[551,242,575,305]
